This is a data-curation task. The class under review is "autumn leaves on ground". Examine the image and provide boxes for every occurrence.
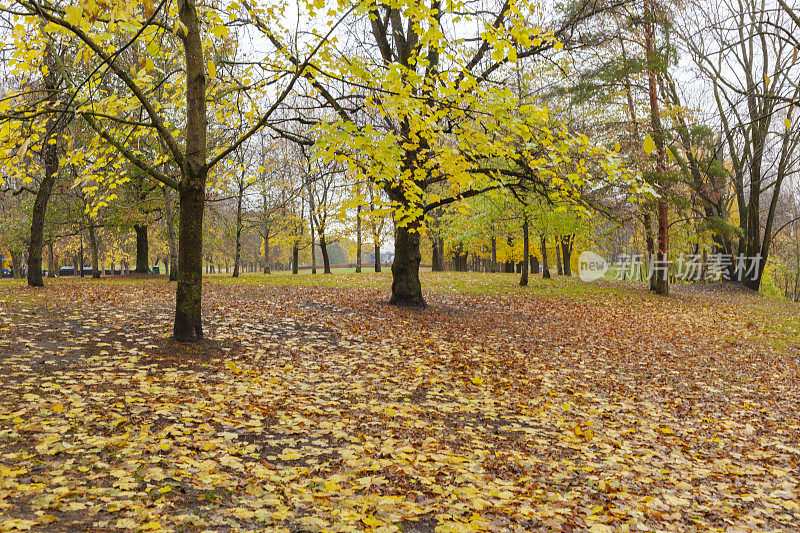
[0,274,798,532]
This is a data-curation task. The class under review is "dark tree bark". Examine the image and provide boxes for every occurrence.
[292,243,299,274]
[431,234,441,271]
[561,234,573,276]
[374,244,382,272]
[134,225,150,273]
[263,234,271,274]
[174,183,205,340]
[88,222,100,278]
[390,222,425,307]
[541,236,551,279]
[232,179,244,278]
[309,216,317,274]
[531,255,539,275]
[491,236,497,273]
[520,218,529,286]
[318,232,332,274]
[555,238,563,275]
[11,252,22,279]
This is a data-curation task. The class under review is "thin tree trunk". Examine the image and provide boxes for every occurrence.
[555,238,563,275]
[232,180,244,278]
[374,244,382,272]
[88,221,100,278]
[356,204,362,273]
[520,218,529,286]
[541,236,551,279]
[263,233,271,274]
[319,231,331,274]
[292,243,299,274]
[491,235,497,273]
[431,234,441,271]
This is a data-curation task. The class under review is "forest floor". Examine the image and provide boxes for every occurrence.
[0,273,798,532]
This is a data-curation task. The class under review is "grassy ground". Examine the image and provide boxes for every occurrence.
[0,273,799,532]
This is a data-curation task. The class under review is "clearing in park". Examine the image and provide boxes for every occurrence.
[0,273,798,531]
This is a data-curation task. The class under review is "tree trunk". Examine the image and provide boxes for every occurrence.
[645,0,669,295]
[390,222,425,307]
[374,244,382,272]
[11,252,22,279]
[27,54,67,287]
[541,236,551,279]
[555,238,563,275]
[88,222,100,278]
[531,255,539,275]
[431,234,441,271]
[263,234,271,274]
[318,231,331,274]
[134,225,150,273]
[561,234,573,276]
[292,243,299,274]
[520,218,529,286]
[356,204,362,273]
[232,181,244,278]
[491,236,497,273]
[174,184,205,341]
[172,0,208,342]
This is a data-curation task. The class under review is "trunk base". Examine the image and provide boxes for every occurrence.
[389,293,428,308]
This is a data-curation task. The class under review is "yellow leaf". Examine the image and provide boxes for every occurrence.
[643,134,655,155]
[207,60,216,80]
[115,518,137,529]
[51,403,65,413]
[471,375,484,386]
[362,515,382,527]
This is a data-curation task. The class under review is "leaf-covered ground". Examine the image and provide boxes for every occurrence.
[0,273,798,532]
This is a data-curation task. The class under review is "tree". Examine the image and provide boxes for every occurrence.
[270,0,622,306]
[680,0,800,290]
[2,0,329,341]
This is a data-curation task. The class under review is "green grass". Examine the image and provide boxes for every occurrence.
[209,270,640,301]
